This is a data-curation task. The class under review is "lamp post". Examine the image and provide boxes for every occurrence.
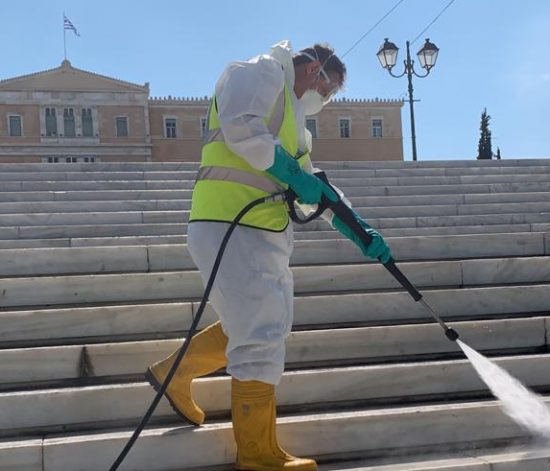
[377,38,439,161]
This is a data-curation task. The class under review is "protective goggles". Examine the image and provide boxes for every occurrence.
[300,50,340,103]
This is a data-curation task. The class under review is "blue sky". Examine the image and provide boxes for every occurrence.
[1,0,549,161]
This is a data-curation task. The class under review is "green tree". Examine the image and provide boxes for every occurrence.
[477,108,493,159]
[495,147,501,160]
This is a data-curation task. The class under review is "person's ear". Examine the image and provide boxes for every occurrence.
[306,61,322,77]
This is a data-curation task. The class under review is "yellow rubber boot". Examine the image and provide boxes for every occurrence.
[231,378,318,471]
[145,321,227,425]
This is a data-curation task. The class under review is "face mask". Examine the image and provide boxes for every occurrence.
[300,89,324,115]
[299,50,339,114]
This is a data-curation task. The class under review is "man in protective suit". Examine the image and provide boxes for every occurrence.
[146,40,391,471]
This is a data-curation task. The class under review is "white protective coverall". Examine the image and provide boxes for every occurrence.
[187,40,342,385]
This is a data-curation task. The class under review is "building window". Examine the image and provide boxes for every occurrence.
[201,117,208,138]
[372,119,383,138]
[82,108,94,137]
[46,108,57,136]
[8,115,22,136]
[339,118,351,138]
[63,108,75,137]
[305,118,317,138]
[116,117,129,137]
[164,118,177,138]
[46,157,60,163]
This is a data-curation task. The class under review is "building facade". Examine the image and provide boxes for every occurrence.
[0,61,404,163]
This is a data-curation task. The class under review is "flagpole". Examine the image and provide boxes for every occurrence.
[63,12,67,60]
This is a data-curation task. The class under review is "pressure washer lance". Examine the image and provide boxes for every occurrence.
[109,180,458,470]
[287,171,459,343]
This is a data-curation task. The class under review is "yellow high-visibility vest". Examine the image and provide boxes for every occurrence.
[189,84,310,231]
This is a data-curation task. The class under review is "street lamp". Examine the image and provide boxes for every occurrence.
[377,38,439,161]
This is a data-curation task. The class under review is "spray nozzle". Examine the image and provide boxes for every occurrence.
[445,328,459,342]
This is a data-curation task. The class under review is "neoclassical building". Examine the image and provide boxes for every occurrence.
[0,60,404,163]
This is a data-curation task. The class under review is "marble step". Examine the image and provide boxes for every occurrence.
[4,222,550,249]
[326,165,550,177]
[295,223,550,239]
[0,245,153,276]
[0,280,549,346]
[1,158,549,173]
[0,171,198,182]
[5,180,550,200]
[0,212,549,243]
[345,181,550,197]
[318,444,550,471]
[324,174,550,187]
[0,233,547,277]
[0,218,550,245]
[1,281,549,345]
[318,158,550,169]
[0,235,190,249]
[3,200,550,228]
[4,173,550,192]
[0,199,190,214]
[2,395,547,471]
[3,192,550,216]
[3,180,192,192]
[356,211,550,230]
[352,191,550,206]
[0,222,188,241]
[0,256,549,309]
[0,314,546,385]
[0,211,179,227]
[1,353,549,436]
[148,233,550,269]
[292,213,550,233]
[0,161,547,175]
[310,201,550,220]
[3,166,550,184]
[0,189,193,202]
[0,162,199,172]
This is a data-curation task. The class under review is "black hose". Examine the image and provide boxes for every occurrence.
[108,191,286,471]
[109,174,459,469]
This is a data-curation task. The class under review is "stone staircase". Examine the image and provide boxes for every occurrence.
[1,159,550,471]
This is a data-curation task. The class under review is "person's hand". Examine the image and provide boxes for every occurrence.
[267,145,338,205]
[332,213,392,263]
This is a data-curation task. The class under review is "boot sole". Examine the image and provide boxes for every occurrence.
[144,368,202,426]
[235,465,317,471]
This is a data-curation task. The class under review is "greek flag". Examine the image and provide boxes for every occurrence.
[63,15,80,37]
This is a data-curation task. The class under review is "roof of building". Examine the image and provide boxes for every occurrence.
[0,60,149,93]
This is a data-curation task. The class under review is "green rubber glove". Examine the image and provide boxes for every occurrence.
[332,211,392,263]
[266,145,338,205]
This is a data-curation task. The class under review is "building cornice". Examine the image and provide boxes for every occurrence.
[330,97,404,107]
[148,96,210,105]
[148,96,403,107]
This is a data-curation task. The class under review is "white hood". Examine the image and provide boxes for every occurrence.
[270,40,295,90]
[270,40,308,152]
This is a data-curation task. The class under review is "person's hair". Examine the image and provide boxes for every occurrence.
[293,43,346,86]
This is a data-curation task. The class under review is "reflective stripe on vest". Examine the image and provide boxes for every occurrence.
[196,166,283,194]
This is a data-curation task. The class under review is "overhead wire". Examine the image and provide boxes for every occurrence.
[411,0,457,45]
[341,0,407,58]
